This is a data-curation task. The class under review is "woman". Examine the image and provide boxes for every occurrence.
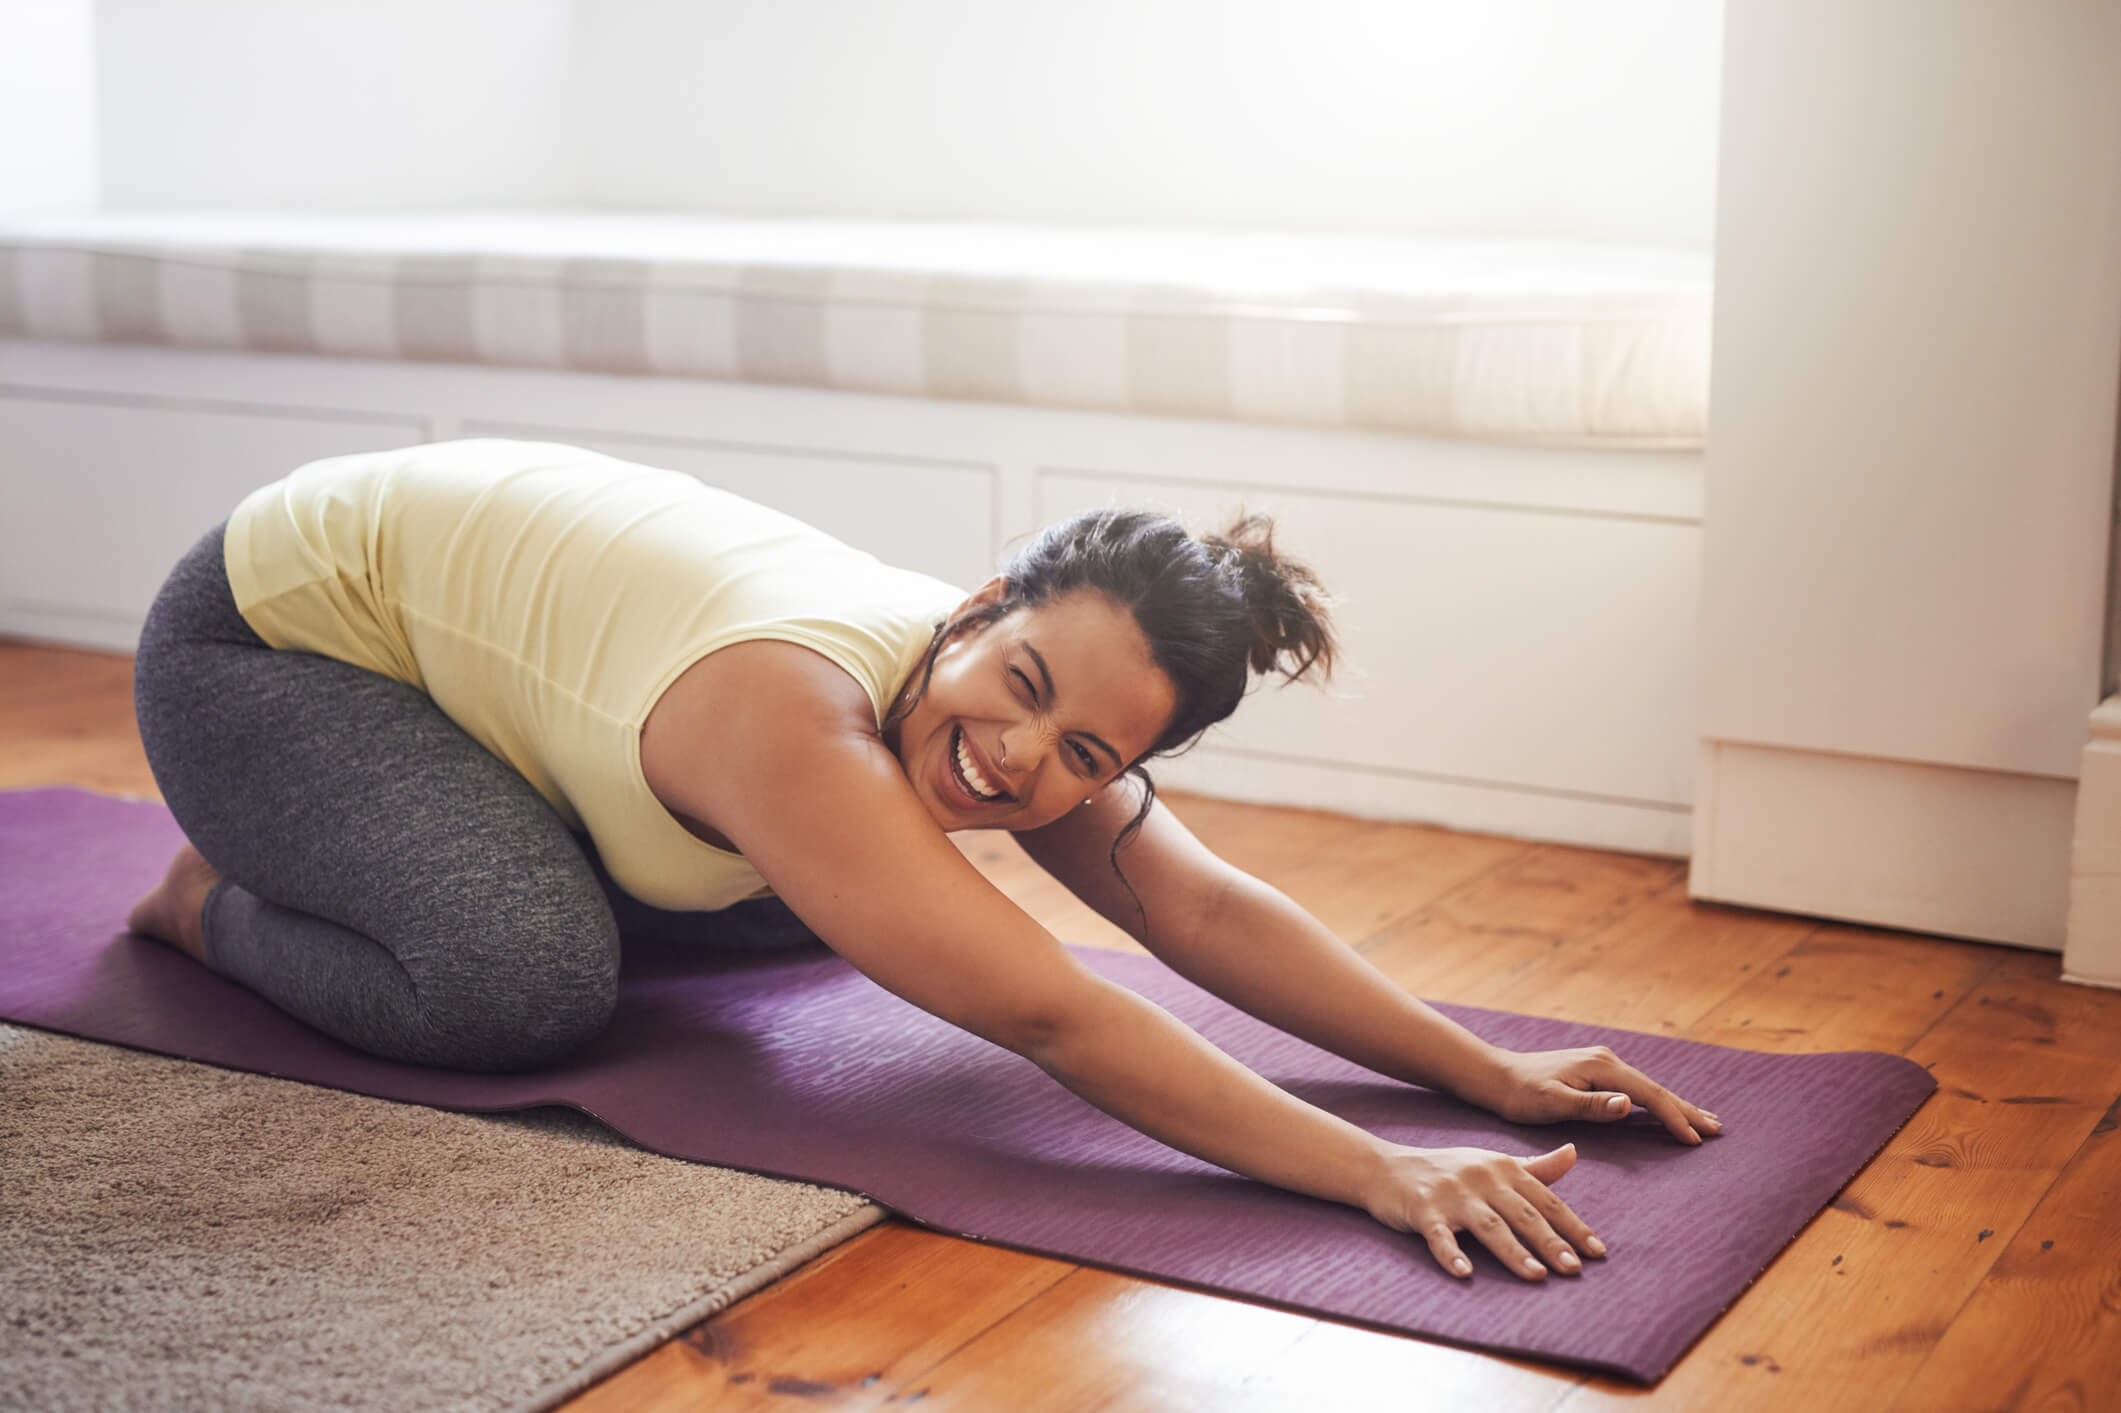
[127,439,1718,1285]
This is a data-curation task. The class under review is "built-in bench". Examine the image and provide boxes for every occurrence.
[0,212,1708,447]
[0,212,1712,856]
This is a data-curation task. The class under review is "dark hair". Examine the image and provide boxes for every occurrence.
[887,508,1337,926]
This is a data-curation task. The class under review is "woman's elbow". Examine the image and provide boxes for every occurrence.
[967,973,1107,1064]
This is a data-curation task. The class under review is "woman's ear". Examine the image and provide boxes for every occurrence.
[933,577,1012,654]
[959,576,1009,614]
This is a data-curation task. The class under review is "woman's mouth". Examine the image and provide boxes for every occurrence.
[944,725,1012,807]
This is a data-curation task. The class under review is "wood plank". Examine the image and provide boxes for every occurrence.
[901,1263,1586,1412]
[1560,955,2113,1413]
[1931,944,2121,1063]
[1237,817,1531,948]
[1889,1092,2121,1412]
[1208,1315,1580,1413]
[1685,922,2002,1057]
[0,640,156,795]
[1356,845,1690,1004]
[1460,880,1816,1033]
[846,1266,1325,1411]
[567,1223,1073,1411]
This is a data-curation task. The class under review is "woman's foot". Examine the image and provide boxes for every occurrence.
[127,844,222,965]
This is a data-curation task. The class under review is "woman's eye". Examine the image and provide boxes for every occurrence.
[1010,668,1036,701]
[1070,742,1097,772]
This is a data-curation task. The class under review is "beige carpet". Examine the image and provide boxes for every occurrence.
[0,1022,886,1412]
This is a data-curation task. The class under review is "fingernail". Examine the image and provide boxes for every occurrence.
[1606,1095,1629,1114]
[1586,1234,1607,1256]
[1523,1258,1545,1275]
[1557,1250,1580,1271]
[1702,1116,1723,1133]
[1452,1257,1471,1276]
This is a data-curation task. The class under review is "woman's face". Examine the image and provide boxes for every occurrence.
[890,583,1178,833]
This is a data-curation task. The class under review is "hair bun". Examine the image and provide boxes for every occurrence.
[1200,513,1337,684]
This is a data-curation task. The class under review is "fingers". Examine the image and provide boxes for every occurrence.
[1415,1150,1596,1283]
[1465,1205,1553,1280]
[1422,1223,1473,1279]
[1490,1189,1581,1277]
[1515,1156,1606,1260]
[1518,1142,1578,1185]
[1573,1087,1636,1124]
[1609,1063,1715,1145]
[1571,1047,1722,1144]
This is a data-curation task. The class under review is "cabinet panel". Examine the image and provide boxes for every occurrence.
[0,393,426,633]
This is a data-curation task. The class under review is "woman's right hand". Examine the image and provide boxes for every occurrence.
[1365,1141,1604,1281]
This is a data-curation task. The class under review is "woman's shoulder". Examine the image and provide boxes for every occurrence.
[639,638,882,823]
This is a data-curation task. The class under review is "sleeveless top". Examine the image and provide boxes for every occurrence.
[223,439,966,909]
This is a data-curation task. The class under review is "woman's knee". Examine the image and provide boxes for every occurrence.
[488,989,615,1071]
[420,918,622,1072]
[426,972,616,1071]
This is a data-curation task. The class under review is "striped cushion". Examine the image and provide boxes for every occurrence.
[0,213,1710,449]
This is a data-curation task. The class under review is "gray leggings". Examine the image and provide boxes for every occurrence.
[133,523,815,1073]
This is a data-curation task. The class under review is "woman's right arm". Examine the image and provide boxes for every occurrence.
[642,641,1600,1280]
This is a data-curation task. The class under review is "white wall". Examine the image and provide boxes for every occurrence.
[0,0,100,216]
[77,0,1720,244]
[93,0,577,209]
[574,0,1722,244]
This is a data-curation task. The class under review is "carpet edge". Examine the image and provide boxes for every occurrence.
[512,1202,891,1413]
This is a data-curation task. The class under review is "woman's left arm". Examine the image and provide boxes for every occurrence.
[1013,789,1721,1145]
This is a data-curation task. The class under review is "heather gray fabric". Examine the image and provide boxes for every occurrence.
[131,524,814,1073]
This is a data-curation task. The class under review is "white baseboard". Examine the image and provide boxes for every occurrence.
[0,598,141,654]
[1157,744,1692,858]
[1690,739,2075,950]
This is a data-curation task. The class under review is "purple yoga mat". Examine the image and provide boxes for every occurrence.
[1,788,1931,1383]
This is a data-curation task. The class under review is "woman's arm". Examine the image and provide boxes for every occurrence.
[1013,789,1720,1144]
[642,640,1606,1279]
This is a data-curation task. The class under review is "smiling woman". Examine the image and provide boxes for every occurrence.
[890,585,1177,828]
[126,437,1719,1286]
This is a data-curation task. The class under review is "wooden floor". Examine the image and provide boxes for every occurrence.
[7,635,2117,1412]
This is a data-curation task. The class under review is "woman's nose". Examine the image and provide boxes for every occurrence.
[997,721,1054,780]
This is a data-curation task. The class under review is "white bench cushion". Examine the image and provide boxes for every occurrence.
[0,212,1710,449]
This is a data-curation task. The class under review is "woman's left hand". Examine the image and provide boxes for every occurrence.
[1484,1046,1722,1145]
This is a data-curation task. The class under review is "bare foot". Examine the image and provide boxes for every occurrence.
[128,844,222,964]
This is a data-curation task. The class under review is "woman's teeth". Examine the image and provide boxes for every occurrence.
[955,729,1004,801]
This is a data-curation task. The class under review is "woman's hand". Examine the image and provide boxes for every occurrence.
[1366,1142,1603,1280]
[1482,1045,1722,1144]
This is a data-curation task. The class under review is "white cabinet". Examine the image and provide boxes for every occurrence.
[1691,0,2121,949]
[0,392,427,647]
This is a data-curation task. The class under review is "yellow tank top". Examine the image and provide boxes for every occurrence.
[222,439,966,910]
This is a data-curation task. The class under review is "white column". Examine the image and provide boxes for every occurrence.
[2065,697,2121,987]
[1692,0,2121,949]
